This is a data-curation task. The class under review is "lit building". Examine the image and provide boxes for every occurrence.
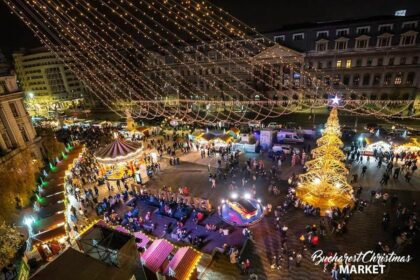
[0,73,42,159]
[145,14,419,113]
[13,48,87,117]
[266,14,420,111]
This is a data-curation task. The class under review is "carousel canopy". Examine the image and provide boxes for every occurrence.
[95,138,142,164]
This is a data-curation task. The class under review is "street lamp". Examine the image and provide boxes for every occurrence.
[23,215,35,252]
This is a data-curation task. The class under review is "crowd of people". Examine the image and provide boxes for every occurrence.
[53,123,419,279]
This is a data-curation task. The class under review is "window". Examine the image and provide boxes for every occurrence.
[336,60,342,68]
[316,41,328,52]
[373,74,381,85]
[293,33,304,40]
[400,33,417,46]
[388,57,394,66]
[406,72,415,85]
[363,73,371,86]
[378,24,393,33]
[333,74,341,86]
[327,61,332,68]
[356,26,370,35]
[356,59,362,67]
[336,28,349,37]
[19,124,29,142]
[377,58,383,66]
[394,72,403,85]
[317,62,323,69]
[9,102,19,118]
[274,35,285,43]
[384,72,392,85]
[343,75,350,85]
[377,36,392,47]
[352,74,360,87]
[402,21,418,29]
[1,132,12,149]
[335,40,348,50]
[400,57,406,65]
[356,38,369,48]
[316,31,329,38]
[346,59,351,68]
[413,56,419,64]
[367,58,373,66]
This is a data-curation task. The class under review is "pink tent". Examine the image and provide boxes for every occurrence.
[115,225,130,234]
[141,239,174,273]
[165,247,201,280]
[134,231,150,249]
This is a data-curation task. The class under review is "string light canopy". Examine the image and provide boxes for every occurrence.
[3,0,419,124]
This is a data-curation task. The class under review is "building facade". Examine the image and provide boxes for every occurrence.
[0,73,42,159]
[13,48,87,117]
[265,14,420,108]
[143,14,419,114]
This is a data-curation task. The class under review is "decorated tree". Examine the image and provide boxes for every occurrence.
[0,149,41,222]
[0,221,24,267]
[296,108,354,215]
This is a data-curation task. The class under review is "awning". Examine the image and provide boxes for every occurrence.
[95,139,142,164]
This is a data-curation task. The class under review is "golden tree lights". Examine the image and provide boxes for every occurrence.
[296,108,354,215]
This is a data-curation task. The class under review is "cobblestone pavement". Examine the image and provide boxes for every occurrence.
[146,150,419,280]
[69,132,419,280]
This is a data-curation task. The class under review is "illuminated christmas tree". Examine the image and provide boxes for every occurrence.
[296,108,354,215]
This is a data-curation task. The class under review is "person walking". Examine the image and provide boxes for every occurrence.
[361,165,367,177]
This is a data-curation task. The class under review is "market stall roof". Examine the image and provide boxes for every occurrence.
[141,239,174,273]
[32,213,65,233]
[95,138,142,164]
[134,231,150,249]
[31,248,140,280]
[136,126,149,133]
[214,134,233,143]
[198,133,216,142]
[164,247,202,280]
[227,127,240,135]
[32,225,66,246]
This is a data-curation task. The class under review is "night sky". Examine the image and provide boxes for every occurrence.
[1,0,420,55]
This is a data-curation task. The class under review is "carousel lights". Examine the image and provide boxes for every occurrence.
[243,192,251,200]
[230,192,238,200]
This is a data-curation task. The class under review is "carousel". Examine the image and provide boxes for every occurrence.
[95,137,144,180]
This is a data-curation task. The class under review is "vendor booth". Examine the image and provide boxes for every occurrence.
[212,134,233,148]
[363,140,392,156]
